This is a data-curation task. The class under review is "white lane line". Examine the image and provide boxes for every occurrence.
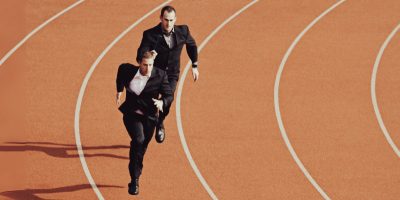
[371,23,400,158]
[175,1,258,199]
[0,0,85,66]
[74,1,172,199]
[273,1,346,199]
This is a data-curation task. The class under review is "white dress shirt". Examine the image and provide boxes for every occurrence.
[128,70,151,115]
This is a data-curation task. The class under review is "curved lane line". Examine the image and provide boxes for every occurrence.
[175,1,258,199]
[0,0,85,66]
[74,1,172,199]
[371,23,400,158]
[273,1,346,199]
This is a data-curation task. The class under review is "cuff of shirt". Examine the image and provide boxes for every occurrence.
[192,61,198,68]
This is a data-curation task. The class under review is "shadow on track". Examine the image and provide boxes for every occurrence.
[0,141,129,159]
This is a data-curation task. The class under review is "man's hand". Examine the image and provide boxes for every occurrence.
[192,67,199,82]
[116,92,122,106]
[150,50,158,60]
[152,98,163,112]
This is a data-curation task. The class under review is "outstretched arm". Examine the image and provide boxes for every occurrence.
[116,64,126,105]
[185,25,198,65]
[185,26,199,81]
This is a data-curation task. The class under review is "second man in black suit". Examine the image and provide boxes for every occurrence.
[136,5,199,143]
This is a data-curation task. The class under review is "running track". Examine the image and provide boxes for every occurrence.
[1,0,400,199]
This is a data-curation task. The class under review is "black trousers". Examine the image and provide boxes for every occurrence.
[123,113,156,182]
[158,77,177,126]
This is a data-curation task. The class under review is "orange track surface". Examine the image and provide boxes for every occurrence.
[376,31,400,155]
[0,0,76,58]
[1,0,400,199]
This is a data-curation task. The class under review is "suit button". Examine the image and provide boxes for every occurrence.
[166,67,168,70]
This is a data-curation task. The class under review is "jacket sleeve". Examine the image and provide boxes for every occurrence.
[116,64,125,93]
[160,71,174,110]
[136,31,153,63]
[184,25,198,65]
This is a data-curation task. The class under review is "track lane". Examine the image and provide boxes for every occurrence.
[78,0,253,199]
[274,1,346,199]
[278,0,400,199]
[176,1,259,199]
[179,0,338,199]
[373,25,400,158]
[74,1,172,199]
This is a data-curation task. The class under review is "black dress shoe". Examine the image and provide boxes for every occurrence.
[155,125,165,143]
[128,179,139,195]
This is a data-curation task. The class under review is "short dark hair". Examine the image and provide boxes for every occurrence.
[160,5,176,17]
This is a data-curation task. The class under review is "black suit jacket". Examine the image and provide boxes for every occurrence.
[136,23,198,81]
[116,63,173,119]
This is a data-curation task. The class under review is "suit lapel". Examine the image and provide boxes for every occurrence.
[142,68,159,92]
[156,23,169,49]
[126,66,139,84]
[174,26,185,46]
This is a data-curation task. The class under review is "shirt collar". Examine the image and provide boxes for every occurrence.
[163,27,175,36]
[135,69,151,78]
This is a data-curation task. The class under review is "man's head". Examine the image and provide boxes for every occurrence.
[160,5,176,33]
[139,51,154,76]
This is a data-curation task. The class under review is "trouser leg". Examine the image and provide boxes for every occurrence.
[137,117,156,173]
[123,115,145,182]
[123,114,156,182]
[158,78,177,127]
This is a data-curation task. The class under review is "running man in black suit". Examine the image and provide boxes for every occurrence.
[116,51,173,195]
[136,5,199,143]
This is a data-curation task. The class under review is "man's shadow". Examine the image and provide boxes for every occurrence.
[0,141,129,159]
[0,184,123,200]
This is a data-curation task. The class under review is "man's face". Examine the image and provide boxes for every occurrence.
[139,58,153,76]
[160,11,176,33]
